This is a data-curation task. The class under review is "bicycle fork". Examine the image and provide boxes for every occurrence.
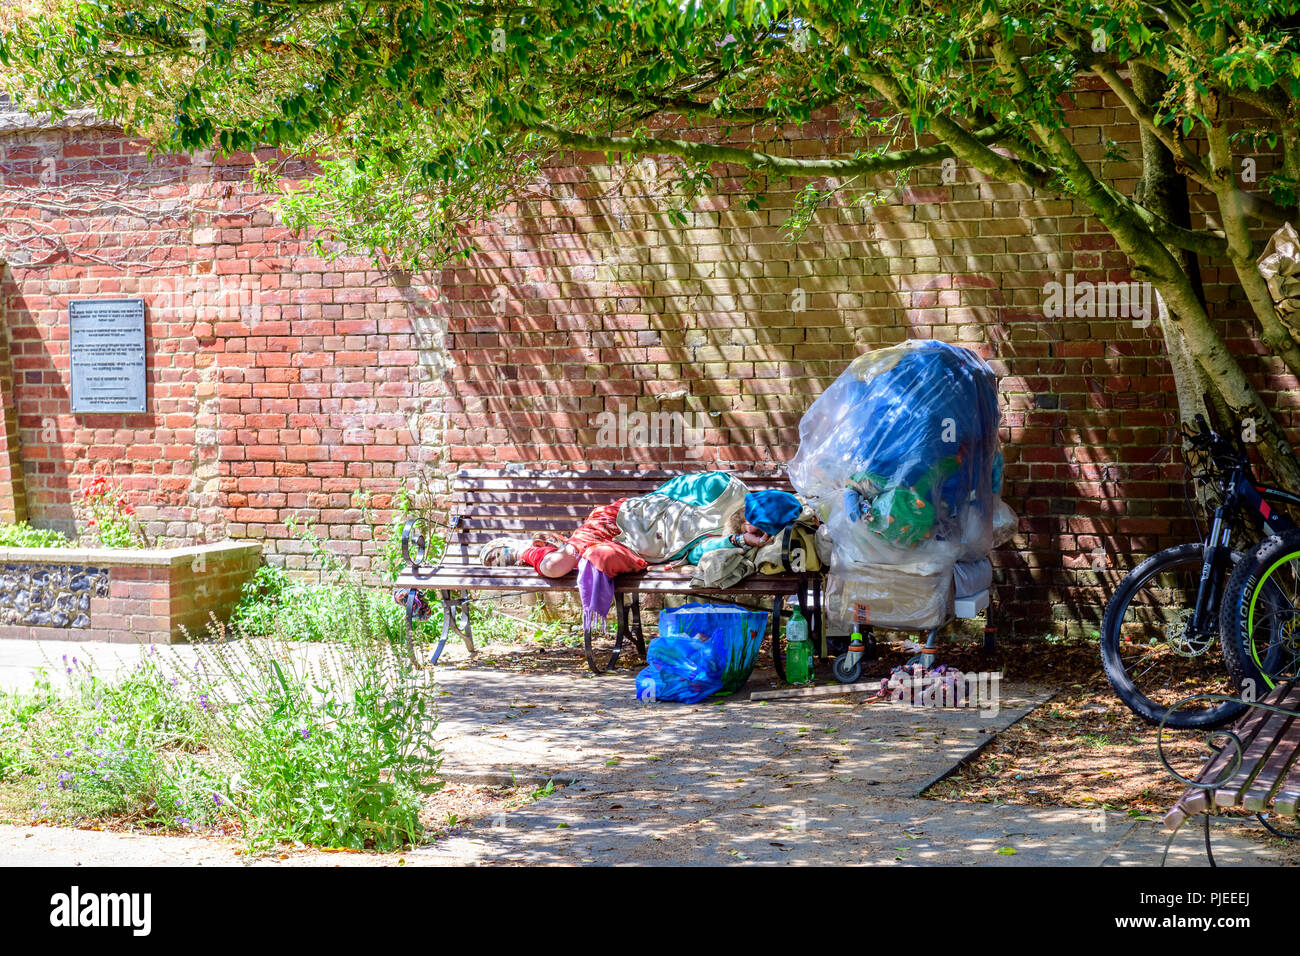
[1191,510,1232,637]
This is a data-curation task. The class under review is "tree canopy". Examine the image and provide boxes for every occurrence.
[4,1,1300,482]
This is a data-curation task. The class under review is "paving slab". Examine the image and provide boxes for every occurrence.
[0,638,1288,866]
[431,664,1041,798]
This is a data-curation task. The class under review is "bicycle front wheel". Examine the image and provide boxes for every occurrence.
[1220,532,1300,697]
[1101,542,1245,728]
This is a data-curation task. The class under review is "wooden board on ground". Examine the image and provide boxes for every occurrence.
[750,681,882,701]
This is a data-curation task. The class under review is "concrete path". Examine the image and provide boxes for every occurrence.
[0,638,1284,866]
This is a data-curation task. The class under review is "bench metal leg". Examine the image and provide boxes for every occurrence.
[402,589,424,667]
[584,594,633,675]
[983,623,997,653]
[628,594,647,659]
[811,577,824,652]
[770,594,785,679]
[438,590,474,661]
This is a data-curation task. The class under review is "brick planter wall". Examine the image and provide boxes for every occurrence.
[0,540,261,643]
[0,83,1293,638]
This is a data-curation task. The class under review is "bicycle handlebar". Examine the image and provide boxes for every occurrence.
[1182,403,1249,482]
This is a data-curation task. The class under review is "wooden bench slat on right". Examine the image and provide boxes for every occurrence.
[1163,679,1300,831]
[1213,684,1300,807]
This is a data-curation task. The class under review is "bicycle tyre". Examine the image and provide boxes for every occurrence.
[1101,542,1245,728]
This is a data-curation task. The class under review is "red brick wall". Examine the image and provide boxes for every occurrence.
[0,81,1293,637]
[0,119,445,573]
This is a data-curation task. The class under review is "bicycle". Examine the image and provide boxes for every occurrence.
[1100,409,1300,728]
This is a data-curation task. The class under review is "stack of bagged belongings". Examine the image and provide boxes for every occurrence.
[788,339,1016,631]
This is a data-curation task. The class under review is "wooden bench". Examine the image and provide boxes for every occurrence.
[394,469,824,675]
[1161,679,1300,863]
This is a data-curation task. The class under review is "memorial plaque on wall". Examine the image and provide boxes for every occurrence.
[68,299,147,414]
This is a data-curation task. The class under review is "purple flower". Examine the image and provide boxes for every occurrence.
[198,694,209,712]
[212,793,222,806]
[300,727,310,740]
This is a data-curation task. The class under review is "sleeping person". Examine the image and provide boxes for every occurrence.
[476,472,803,632]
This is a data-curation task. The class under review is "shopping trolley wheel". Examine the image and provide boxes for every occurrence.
[832,653,863,685]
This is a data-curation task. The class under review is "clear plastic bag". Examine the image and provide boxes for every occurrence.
[824,563,953,632]
[789,340,1010,630]
[1258,222,1300,333]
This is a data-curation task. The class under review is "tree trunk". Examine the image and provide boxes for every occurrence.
[1128,65,1300,491]
[1132,67,1217,428]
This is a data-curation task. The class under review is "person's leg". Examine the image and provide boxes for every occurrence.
[518,542,578,577]
[536,546,578,578]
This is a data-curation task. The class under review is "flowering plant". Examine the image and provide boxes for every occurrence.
[76,475,146,549]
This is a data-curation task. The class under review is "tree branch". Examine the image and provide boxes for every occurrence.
[521,119,1009,179]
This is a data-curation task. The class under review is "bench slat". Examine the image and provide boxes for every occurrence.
[1163,698,1280,829]
[1244,719,1300,811]
[395,569,806,595]
[445,519,607,534]
[1212,683,1300,808]
[452,468,789,480]
[452,474,792,491]
[449,493,656,507]
[1240,682,1300,811]
[452,480,792,496]
[1257,682,1300,815]
[451,477,794,491]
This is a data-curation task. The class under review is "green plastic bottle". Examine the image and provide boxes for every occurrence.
[784,606,813,685]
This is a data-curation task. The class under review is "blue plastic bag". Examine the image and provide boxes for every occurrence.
[636,603,769,703]
[789,340,1000,524]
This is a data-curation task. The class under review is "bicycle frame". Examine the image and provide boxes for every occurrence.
[1190,471,1300,638]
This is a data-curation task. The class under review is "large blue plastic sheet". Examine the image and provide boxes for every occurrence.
[635,603,769,703]
[788,340,1013,630]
